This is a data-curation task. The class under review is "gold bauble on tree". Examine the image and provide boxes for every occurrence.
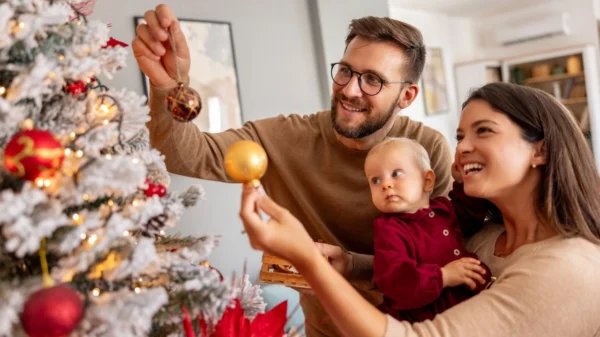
[166,83,202,122]
[224,140,268,187]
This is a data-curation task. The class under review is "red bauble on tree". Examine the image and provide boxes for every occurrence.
[143,178,167,197]
[3,129,64,181]
[20,284,84,337]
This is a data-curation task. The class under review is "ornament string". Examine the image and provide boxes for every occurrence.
[39,238,54,287]
[167,25,182,84]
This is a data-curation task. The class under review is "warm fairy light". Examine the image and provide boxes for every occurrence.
[134,287,141,294]
[92,288,100,296]
[87,234,98,245]
[0,87,6,95]
[76,150,84,158]
[123,230,130,237]
[132,158,139,164]
[105,154,112,160]
[18,21,24,29]
[132,200,139,207]
[83,193,90,201]
[43,179,52,187]
[77,20,82,25]
[70,132,77,139]
[58,54,65,61]
[64,148,72,156]
[20,118,34,130]
[80,233,87,240]
[12,20,25,34]
[159,230,166,236]
[103,119,109,125]
[86,78,93,83]
[107,199,114,207]
[72,213,83,225]
[99,104,109,114]
[47,71,56,79]
[35,178,44,187]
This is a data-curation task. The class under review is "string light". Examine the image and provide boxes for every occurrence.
[83,194,90,201]
[103,119,109,125]
[123,230,130,237]
[132,158,139,164]
[134,287,141,294]
[76,150,84,158]
[70,132,77,140]
[132,200,139,207]
[87,234,98,245]
[47,71,56,79]
[64,148,72,156]
[0,86,6,95]
[92,288,100,297]
[159,230,166,236]
[99,104,109,114]
[72,213,83,225]
[58,54,65,61]
[43,179,52,188]
[35,178,44,188]
[80,233,87,240]
[105,154,112,160]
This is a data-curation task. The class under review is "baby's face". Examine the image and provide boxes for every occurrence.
[365,144,429,213]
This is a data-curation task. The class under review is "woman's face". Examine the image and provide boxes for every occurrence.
[456,100,541,200]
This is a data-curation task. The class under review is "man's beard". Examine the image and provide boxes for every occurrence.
[331,92,399,139]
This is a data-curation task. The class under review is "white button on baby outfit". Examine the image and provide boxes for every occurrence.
[443,229,449,236]
[454,249,460,256]
[428,211,435,218]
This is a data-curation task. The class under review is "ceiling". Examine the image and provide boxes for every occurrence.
[389,0,552,17]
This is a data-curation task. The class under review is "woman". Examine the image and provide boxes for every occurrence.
[239,82,600,337]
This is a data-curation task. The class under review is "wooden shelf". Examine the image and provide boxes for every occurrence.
[561,97,587,105]
[523,73,584,85]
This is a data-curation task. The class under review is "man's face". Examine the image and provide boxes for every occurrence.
[331,36,409,139]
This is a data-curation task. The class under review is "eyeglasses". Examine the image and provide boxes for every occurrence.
[330,63,412,96]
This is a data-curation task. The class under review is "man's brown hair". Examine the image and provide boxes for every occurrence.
[345,16,426,84]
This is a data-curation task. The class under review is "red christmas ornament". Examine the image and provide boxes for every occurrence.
[3,129,64,181]
[20,285,84,337]
[143,178,167,197]
[65,81,88,96]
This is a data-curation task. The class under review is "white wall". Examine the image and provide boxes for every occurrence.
[90,0,325,281]
[388,7,469,149]
[474,0,600,60]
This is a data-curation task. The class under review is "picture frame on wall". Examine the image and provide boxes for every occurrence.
[421,47,449,115]
[134,17,244,132]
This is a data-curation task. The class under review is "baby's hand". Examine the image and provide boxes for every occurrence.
[441,257,486,290]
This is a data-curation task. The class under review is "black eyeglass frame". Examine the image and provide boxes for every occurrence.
[330,62,413,96]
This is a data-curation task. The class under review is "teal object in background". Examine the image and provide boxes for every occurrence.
[261,285,305,335]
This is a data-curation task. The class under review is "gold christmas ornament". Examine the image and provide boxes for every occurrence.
[224,140,268,187]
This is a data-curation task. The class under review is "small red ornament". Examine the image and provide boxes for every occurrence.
[20,285,84,337]
[66,81,88,96]
[143,178,167,197]
[3,129,64,181]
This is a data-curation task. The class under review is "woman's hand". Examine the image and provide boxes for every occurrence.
[239,186,320,269]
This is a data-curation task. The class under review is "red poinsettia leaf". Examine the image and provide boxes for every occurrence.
[250,300,288,337]
[102,37,129,49]
[181,306,196,337]
[213,299,250,337]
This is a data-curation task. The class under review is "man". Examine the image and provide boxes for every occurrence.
[132,5,452,336]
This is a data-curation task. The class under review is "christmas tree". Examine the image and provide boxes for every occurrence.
[0,0,288,336]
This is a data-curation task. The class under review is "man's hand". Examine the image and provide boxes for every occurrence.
[132,4,191,89]
[441,257,486,290]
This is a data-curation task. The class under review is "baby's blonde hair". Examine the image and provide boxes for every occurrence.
[367,137,432,172]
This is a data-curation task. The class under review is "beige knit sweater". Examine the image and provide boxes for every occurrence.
[385,224,600,337]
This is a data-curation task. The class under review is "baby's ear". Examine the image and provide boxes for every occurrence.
[423,170,436,193]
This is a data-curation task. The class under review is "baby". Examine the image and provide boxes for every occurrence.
[366,137,492,323]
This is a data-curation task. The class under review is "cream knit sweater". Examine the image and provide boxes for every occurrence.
[385,224,600,337]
